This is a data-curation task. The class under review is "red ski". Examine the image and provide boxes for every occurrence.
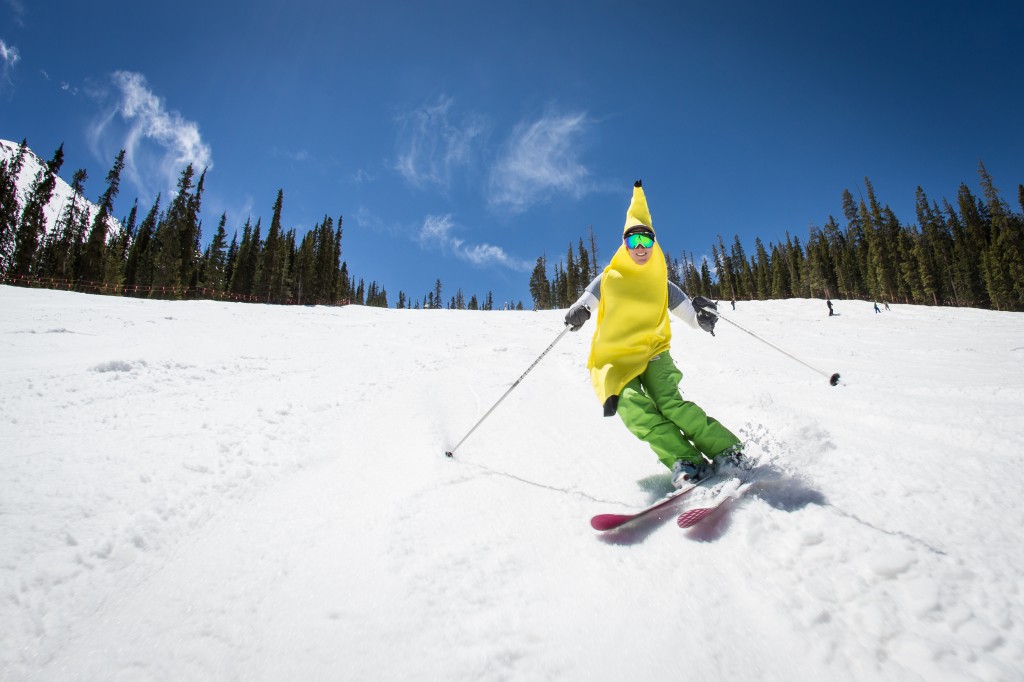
[590,481,699,531]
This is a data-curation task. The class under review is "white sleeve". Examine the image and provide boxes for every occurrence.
[668,282,700,329]
[572,290,599,311]
[569,274,602,310]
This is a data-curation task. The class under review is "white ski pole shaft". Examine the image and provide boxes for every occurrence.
[445,325,572,458]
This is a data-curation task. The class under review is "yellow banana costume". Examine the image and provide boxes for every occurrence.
[575,181,742,475]
[587,183,671,411]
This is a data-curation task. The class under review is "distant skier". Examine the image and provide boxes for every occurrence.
[884,301,891,311]
[731,299,736,311]
[874,302,881,313]
[564,180,743,487]
[827,299,834,316]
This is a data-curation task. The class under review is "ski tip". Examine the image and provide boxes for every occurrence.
[590,514,631,531]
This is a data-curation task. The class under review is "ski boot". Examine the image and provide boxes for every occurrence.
[671,459,710,488]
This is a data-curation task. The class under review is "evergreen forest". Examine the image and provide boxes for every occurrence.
[530,165,1024,313]
[0,140,513,310]
[3,139,1022,314]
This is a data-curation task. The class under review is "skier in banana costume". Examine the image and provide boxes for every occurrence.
[565,180,743,487]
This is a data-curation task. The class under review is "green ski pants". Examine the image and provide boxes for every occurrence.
[616,351,740,470]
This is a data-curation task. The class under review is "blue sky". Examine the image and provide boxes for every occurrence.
[2,0,1021,307]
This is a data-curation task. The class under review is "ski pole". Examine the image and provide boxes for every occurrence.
[705,307,841,386]
[445,325,572,458]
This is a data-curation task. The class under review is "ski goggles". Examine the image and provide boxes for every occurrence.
[625,231,655,250]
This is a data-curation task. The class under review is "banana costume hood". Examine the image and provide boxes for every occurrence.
[587,181,672,414]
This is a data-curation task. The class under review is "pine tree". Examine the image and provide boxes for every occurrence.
[101,219,130,293]
[337,262,350,303]
[311,216,338,304]
[12,144,64,277]
[37,168,87,280]
[80,150,126,284]
[587,225,599,273]
[712,239,735,301]
[731,235,754,299]
[101,199,137,292]
[977,163,1024,310]
[753,238,771,299]
[529,254,551,309]
[680,252,698,296]
[955,184,990,306]
[551,261,566,308]
[150,216,180,296]
[913,188,951,306]
[125,196,161,294]
[292,228,317,304]
[255,190,287,302]
[332,216,344,303]
[201,214,230,293]
[666,252,683,288]
[577,238,591,287]
[223,231,239,291]
[841,189,868,298]
[805,227,835,299]
[821,215,855,298]
[565,243,578,301]
[181,169,206,290]
[699,257,713,297]
[230,219,261,297]
[151,165,200,296]
[771,240,785,298]
[0,140,29,273]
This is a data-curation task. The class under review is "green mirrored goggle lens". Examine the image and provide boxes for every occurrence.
[625,232,655,249]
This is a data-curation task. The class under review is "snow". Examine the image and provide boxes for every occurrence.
[2,285,1023,680]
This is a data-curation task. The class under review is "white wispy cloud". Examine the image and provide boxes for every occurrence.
[488,111,592,214]
[355,205,399,237]
[352,168,375,185]
[417,214,531,271]
[394,96,486,189]
[271,146,311,163]
[3,0,24,27]
[0,39,19,93]
[88,70,212,200]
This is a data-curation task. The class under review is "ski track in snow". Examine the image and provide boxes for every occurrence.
[1,286,1023,681]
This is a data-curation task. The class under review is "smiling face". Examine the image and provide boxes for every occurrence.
[627,241,652,266]
[624,228,655,266]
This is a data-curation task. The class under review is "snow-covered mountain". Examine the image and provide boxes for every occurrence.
[1,138,114,241]
[2,286,1022,680]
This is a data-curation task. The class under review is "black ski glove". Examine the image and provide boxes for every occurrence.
[565,303,591,331]
[691,296,718,334]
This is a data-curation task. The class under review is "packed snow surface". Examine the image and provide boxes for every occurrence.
[2,286,1023,680]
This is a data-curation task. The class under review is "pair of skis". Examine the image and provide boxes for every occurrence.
[591,473,752,532]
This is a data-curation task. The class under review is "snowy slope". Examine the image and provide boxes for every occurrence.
[1,286,1022,681]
